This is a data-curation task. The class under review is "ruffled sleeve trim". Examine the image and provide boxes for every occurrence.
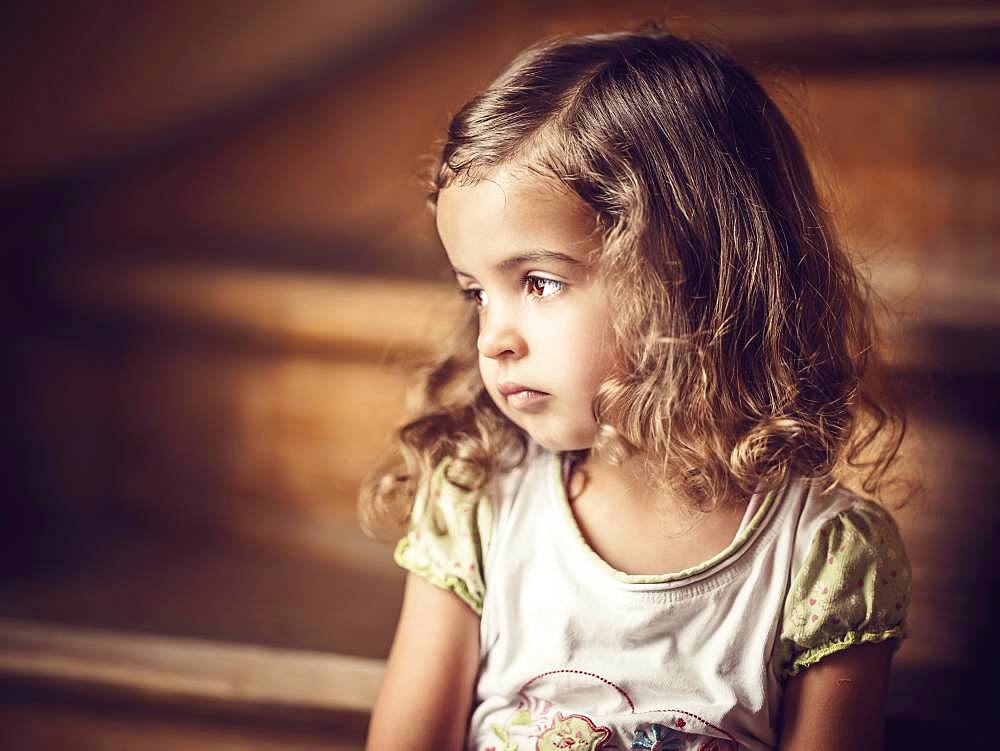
[393,539,485,615]
[783,624,908,680]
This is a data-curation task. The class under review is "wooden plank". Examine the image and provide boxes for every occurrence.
[47,261,460,361]
[714,7,1000,67]
[0,617,384,715]
[0,0,447,187]
[0,695,367,751]
[44,260,1000,372]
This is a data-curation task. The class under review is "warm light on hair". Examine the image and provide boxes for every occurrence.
[358,23,906,539]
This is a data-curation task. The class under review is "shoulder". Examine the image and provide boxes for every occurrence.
[392,445,540,616]
[775,484,911,682]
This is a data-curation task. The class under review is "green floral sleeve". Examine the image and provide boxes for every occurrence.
[393,457,494,616]
[774,498,911,682]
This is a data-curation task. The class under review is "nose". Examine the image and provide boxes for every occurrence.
[477,305,527,360]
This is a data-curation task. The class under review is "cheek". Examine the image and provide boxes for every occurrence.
[478,358,506,409]
[577,313,616,386]
[478,358,495,395]
[577,354,614,417]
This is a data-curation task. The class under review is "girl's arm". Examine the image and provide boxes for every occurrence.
[777,640,895,751]
[366,572,481,751]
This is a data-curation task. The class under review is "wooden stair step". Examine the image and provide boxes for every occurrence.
[0,616,383,719]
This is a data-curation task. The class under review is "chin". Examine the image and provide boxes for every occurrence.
[526,427,596,453]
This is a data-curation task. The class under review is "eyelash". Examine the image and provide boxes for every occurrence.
[460,274,566,307]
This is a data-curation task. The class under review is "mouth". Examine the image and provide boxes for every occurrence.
[503,388,550,409]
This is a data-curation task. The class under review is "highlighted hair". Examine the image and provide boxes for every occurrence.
[359,23,905,538]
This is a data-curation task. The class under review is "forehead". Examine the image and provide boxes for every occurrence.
[435,166,599,273]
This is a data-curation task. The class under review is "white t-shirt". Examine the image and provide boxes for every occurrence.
[394,441,910,750]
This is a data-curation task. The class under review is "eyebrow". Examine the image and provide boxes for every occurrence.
[451,249,584,279]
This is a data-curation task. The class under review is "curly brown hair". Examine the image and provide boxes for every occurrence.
[358,23,905,539]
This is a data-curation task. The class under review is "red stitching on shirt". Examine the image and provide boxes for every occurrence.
[519,669,636,713]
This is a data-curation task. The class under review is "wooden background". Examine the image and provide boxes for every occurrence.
[2,1,998,747]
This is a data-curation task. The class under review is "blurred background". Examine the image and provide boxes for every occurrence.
[1,1,998,748]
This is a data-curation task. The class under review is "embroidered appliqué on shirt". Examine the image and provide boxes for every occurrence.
[629,721,736,750]
[538,712,612,750]
[630,722,687,749]
[486,669,738,750]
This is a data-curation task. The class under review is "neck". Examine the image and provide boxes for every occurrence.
[570,449,708,531]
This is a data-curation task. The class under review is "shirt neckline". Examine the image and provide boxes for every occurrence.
[547,449,786,587]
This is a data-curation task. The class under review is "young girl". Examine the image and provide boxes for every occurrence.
[361,23,910,751]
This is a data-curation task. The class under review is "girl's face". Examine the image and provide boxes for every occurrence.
[436,166,617,451]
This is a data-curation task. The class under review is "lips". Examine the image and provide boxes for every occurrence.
[496,381,550,411]
[497,381,548,397]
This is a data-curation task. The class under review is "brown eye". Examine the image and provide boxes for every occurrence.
[524,275,565,299]
[460,288,486,307]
